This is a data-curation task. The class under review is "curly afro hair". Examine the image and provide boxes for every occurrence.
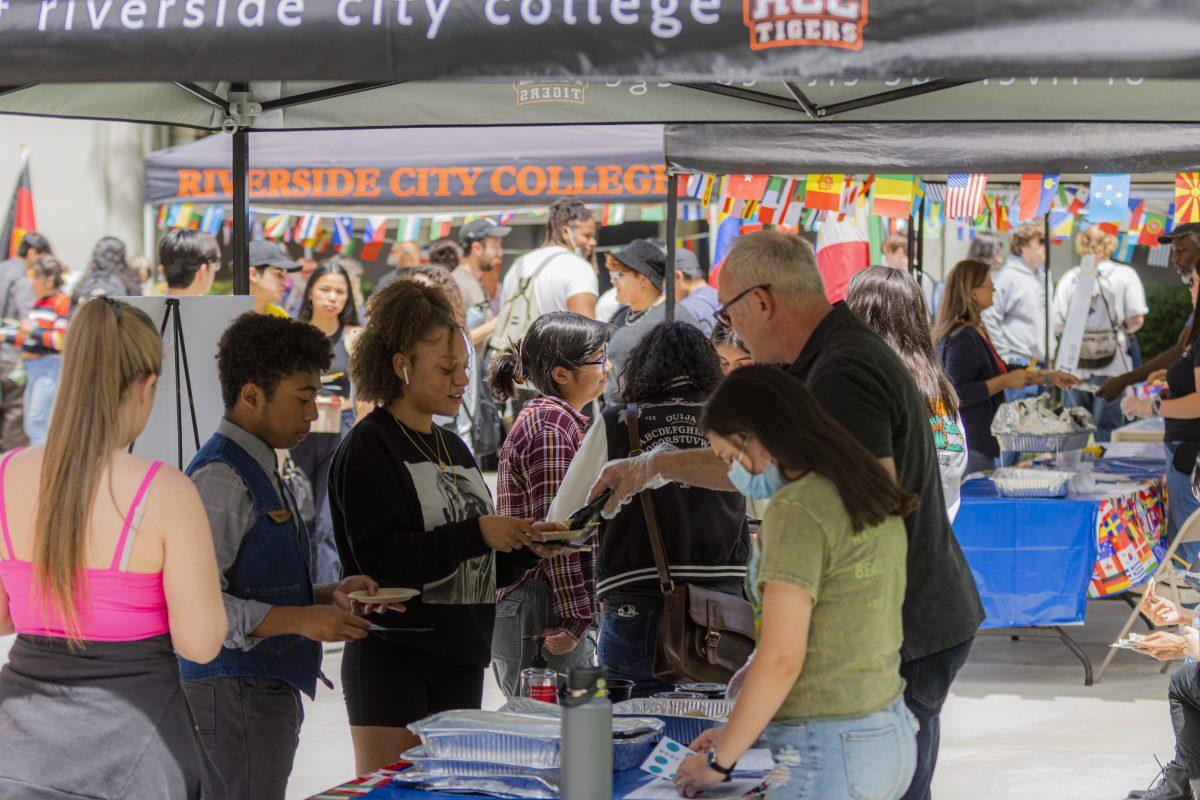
[217,312,333,410]
[620,321,723,404]
[351,279,461,405]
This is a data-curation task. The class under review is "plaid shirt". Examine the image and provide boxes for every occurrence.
[496,395,595,640]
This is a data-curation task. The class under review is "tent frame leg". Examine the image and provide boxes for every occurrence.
[665,173,678,322]
[230,82,250,296]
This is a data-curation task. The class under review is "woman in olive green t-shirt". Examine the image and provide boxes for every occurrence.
[675,365,919,800]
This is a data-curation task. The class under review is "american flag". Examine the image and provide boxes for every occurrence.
[945,173,989,218]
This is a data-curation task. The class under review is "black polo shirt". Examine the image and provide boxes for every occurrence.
[789,303,984,662]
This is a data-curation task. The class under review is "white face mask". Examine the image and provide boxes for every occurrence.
[564,227,582,258]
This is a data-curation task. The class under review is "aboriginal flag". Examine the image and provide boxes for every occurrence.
[0,155,35,260]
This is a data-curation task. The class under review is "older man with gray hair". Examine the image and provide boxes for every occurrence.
[589,229,983,800]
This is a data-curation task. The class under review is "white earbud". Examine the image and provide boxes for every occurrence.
[403,365,410,385]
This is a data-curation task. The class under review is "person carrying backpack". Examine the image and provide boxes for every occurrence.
[491,197,600,353]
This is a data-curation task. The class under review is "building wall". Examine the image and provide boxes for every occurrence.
[0,117,160,274]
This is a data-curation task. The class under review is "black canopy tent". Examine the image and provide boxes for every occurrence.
[0,0,1198,303]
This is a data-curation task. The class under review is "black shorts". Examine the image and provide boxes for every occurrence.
[341,636,485,727]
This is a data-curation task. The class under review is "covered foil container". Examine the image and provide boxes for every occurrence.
[613,697,733,744]
[407,709,663,770]
[994,430,1094,454]
[991,467,1074,498]
[392,769,558,799]
[401,745,560,781]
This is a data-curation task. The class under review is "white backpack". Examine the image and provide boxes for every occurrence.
[489,248,561,352]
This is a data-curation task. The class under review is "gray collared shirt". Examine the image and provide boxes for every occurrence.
[981,255,1047,364]
[190,418,302,651]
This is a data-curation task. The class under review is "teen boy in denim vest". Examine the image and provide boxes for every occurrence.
[180,312,400,800]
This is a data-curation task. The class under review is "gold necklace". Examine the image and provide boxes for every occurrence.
[393,415,457,486]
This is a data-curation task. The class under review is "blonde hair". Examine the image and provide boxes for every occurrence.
[1076,226,1118,259]
[932,260,992,346]
[723,229,825,304]
[1010,222,1045,256]
[35,299,162,640]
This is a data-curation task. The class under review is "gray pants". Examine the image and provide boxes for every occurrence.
[491,578,596,698]
[183,677,304,800]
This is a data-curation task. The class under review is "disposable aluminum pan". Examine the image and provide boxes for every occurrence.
[991,467,1074,498]
[392,769,558,799]
[408,710,663,770]
[994,429,1093,454]
[401,746,560,781]
[613,698,733,744]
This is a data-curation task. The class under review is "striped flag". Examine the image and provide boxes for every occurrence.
[332,216,354,246]
[397,216,422,241]
[296,214,322,246]
[945,173,989,218]
[778,181,804,228]
[601,204,626,226]
[681,202,704,222]
[923,182,946,205]
[0,150,36,259]
[199,205,225,235]
[805,173,843,212]
[263,213,291,241]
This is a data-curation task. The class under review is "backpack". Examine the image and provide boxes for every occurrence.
[1076,273,1123,371]
[489,248,562,353]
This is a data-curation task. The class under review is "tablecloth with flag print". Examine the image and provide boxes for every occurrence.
[955,457,1166,629]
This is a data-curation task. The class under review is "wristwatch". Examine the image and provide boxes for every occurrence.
[706,748,735,781]
[1151,395,1163,417]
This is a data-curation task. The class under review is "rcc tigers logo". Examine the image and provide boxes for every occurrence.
[743,0,868,51]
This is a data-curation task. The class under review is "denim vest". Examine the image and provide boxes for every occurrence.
[178,433,323,699]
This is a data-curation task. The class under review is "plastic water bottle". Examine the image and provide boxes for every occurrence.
[561,666,612,800]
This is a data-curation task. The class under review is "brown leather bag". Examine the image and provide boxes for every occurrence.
[625,404,756,685]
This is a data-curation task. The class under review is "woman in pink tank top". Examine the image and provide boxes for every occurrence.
[0,298,227,800]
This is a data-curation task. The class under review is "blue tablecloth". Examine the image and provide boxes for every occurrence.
[337,770,656,800]
[954,457,1165,630]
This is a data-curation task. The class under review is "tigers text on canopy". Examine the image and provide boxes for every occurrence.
[174,164,669,201]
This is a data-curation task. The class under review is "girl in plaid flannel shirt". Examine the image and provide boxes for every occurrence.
[486,311,611,697]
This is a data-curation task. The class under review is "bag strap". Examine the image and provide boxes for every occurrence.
[626,403,674,596]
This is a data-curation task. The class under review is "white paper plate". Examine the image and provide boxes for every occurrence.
[538,528,589,542]
[349,587,421,604]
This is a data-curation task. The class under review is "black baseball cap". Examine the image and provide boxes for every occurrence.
[248,240,301,272]
[459,218,511,247]
[611,239,668,291]
[1159,222,1200,245]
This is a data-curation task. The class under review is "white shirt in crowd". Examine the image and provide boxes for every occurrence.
[595,287,620,323]
[1051,259,1148,379]
[981,255,1047,365]
[498,245,598,317]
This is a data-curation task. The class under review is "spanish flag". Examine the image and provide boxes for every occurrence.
[0,151,36,260]
[805,173,843,212]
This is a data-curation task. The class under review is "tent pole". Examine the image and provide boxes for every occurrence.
[906,210,916,276]
[665,173,678,323]
[1044,211,1052,365]
[916,197,926,284]
[231,126,250,295]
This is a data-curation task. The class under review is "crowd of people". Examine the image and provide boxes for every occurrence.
[0,197,1190,800]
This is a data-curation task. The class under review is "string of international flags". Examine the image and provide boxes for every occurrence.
[153,201,704,256]
[684,171,1200,252]
[154,171,1200,262]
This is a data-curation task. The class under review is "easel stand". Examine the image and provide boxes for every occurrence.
[131,298,202,470]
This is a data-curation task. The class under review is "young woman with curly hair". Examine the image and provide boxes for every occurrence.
[547,322,750,697]
[328,279,545,775]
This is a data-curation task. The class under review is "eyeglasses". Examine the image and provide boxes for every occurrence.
[715,283,771,327]
[575,344,609,368]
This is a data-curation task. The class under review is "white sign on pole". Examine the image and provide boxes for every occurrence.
[122,296,252,469]
[1054,254,1096,373]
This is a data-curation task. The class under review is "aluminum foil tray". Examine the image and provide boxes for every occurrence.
[393,768,558,799]
[408,710,662,770]
[991,467,1074,498]
[995,429,1093,454]
[613,698,733,744]
[401,746,560,781]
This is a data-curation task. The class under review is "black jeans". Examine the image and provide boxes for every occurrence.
[899,637,973,800]
[1169,663,1200,780]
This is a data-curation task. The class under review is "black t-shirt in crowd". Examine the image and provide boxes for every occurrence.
[788,302,985,662]
[329,407,501,669]
[1165,335,1200,473]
